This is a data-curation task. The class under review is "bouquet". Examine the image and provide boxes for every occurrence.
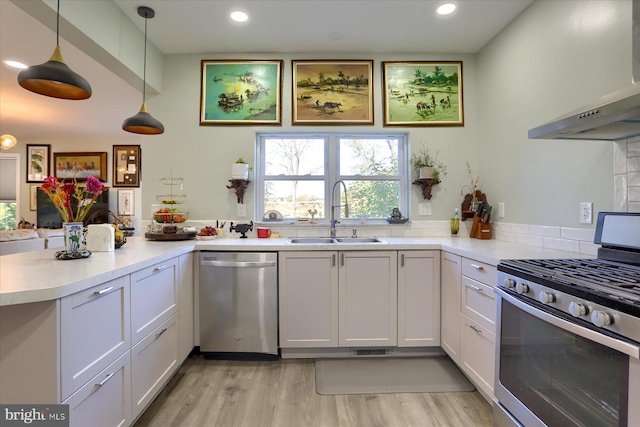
[40,175,106,223]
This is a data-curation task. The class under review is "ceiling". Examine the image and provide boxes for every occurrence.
[0,0,533,140]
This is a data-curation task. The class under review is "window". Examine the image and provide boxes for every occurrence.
[0,154,20,231]
[256,132,409,221]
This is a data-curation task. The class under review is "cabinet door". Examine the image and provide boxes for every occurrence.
[63,351,132,427]
[130,258,178,345]
[61,276,130,400]
[441,251,461,364]
[131,313,179,420]
[398,250,441,347]
[177,252,194,361]
[339,251,398,347]
[279,251,338,348]
[461,314,495,401]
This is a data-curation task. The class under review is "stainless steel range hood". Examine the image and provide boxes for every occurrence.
[528,0,640,141]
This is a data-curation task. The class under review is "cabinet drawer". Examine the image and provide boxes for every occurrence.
[461,257,496,286]
[131,258,178,344]
[460,314,495,401]
[63,351,132,427]
[61,276,130,400]
[131,313,179,420]
[462,276,496,331]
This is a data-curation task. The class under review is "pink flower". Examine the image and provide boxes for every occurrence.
[85,175,105,195]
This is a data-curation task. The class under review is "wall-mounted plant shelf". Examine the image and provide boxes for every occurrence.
[413,178,440,200]
[461,190,487,221]
[227,179,250,204]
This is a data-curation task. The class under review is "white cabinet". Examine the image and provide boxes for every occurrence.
[440,251,461,364]
[130,258,178,345]
[63,351,132,427]
[398,250,440,347]
[339,251,397,347]
[279,251,338,348]
[178,252,194,360]
[459,257,497,402]
[131,313,179,420]
[60,276,130,400]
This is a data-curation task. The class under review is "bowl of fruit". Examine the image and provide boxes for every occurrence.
[197,226,218,240]
[154,208,189,223]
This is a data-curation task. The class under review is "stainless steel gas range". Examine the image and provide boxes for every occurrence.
[494,212,640,427]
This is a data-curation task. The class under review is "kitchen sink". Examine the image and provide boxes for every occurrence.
[288,237,384,244]
[288,238,337,244]
[335,237,383,243]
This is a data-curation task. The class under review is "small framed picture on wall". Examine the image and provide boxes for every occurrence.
[118,189,135,215]
[26,144,50,183]
[113,145,141,187]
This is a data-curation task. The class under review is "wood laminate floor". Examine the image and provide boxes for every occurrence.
[133,354,493,427]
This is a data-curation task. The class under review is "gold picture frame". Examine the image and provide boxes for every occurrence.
[292,60,374,125]
[382,61,464,127]
[54,152,107,182]
[113,145,141,187]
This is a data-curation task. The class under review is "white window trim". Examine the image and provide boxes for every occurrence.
[0,152,21,227]
[255,132,409,222]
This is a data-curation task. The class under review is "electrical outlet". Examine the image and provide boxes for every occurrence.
[237,203,247,217]
[418,202,432,216]
[498,202,505,218]
[580,202,592,224]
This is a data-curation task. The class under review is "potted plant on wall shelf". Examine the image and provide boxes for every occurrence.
[231,158,250,180]
[411,145,447,181]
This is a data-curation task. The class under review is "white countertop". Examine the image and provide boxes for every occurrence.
[0,236,590,306]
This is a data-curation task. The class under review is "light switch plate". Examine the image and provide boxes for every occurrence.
[498,202,505,218]
[237,203,247,217]
[419,202,432,216]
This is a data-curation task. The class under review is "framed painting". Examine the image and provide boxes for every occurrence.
[118,189,134,215]
[53,152,107,182]
[382,61,464,127]
[30,185,38,210]
[113,145,141,187]
[200,60,283,125]
[26,144,50,182]
[292,60,374,125]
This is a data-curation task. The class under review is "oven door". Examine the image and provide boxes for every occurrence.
[494,288,640,427]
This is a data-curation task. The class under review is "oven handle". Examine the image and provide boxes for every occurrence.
[496,288,640,359]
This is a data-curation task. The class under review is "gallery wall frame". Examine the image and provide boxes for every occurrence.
[53,152,107,182]
[292,60,374,125]
[113,145,141,187]
[118,189,134,215]
[200,60,283,125]
[29,185,38,211]
[382,61,464,127]
[26,144,50,183]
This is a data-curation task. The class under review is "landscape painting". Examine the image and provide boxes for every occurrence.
[292,60,373,125]
[382,61,463,127]
[200,60,283,125]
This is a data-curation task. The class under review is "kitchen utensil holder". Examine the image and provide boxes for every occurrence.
[470,214,492,239]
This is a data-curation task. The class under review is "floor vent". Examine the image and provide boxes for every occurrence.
[352,348,389,357]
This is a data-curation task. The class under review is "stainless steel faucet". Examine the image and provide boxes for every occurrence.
[330,180,349,237]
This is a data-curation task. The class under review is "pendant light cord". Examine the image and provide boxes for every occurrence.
[142,13,148,102]
[56,0,60,46]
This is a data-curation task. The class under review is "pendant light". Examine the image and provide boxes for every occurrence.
[0,134,18,150]
[122,6,164,135]
[17,0,92,100]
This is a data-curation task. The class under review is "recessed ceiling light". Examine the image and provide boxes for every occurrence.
[436,3,456,16]
[230,10,249,23]
[3,60,28,70]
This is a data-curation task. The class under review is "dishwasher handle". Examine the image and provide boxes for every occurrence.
[201,259,277,268]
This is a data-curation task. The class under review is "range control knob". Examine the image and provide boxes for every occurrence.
[538,291,555,304]
[503,278,516,288]
[591,311,612,328]
[568,302,588,317]
[515,282,529,294]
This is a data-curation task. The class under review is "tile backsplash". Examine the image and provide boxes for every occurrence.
[614,135,640,212]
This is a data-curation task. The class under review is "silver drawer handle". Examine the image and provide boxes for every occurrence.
[156,328,168,338]
[470,264,484,270]
[94,286,114,296]
[153,265,169,273]
[469,284,484,292]
[470,325,482,333]
[96,372,115,387]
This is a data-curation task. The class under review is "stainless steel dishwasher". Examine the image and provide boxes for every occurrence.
[199,252,278,359]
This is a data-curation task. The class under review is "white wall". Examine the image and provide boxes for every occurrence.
[477,0,632,226]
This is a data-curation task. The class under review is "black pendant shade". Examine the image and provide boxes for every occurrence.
[122,102,164,134]
[123,6,164,135]
[17,1,92,100]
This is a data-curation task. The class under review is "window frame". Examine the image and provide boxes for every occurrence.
[255,132,409,222]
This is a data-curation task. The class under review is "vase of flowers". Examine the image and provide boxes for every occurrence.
[41,175,106,253]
